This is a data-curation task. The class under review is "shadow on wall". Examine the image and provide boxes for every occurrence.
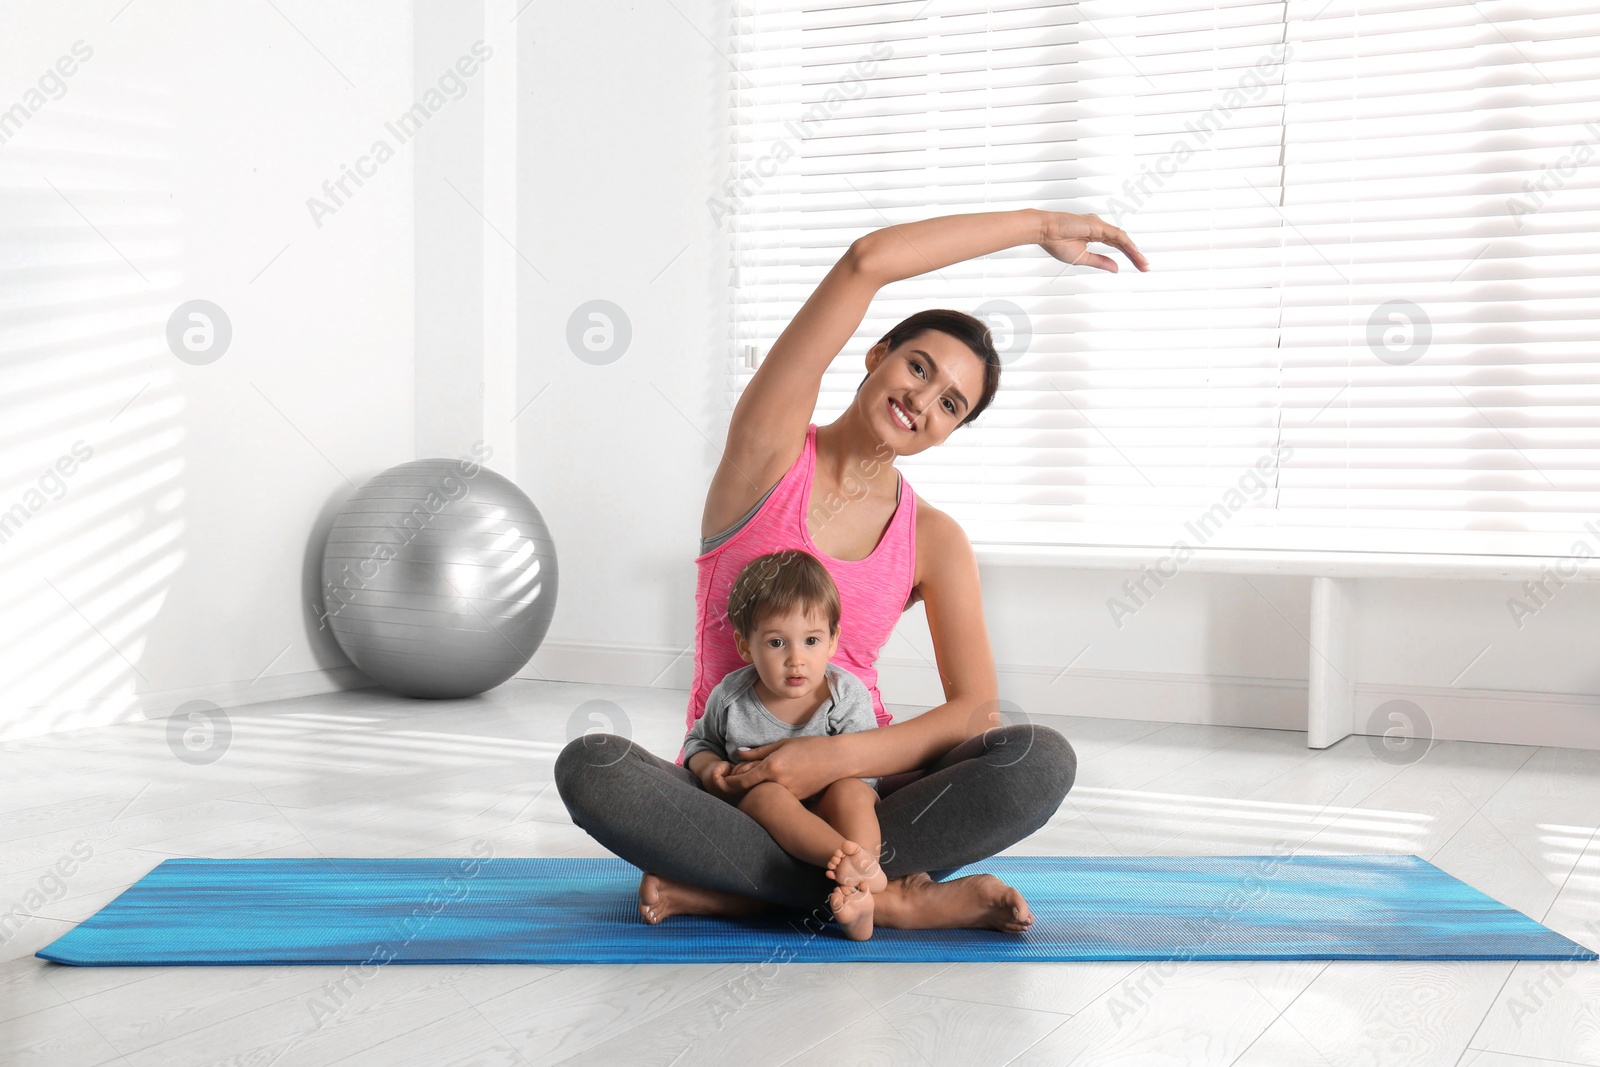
[0,81,187,739]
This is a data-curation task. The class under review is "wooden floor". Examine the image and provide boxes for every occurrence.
[2,679,1598,1067]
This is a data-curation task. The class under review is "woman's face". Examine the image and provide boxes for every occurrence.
[862,330,987,454]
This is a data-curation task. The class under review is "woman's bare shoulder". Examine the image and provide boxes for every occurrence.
[913,492,965,548]
[907,493,971,608]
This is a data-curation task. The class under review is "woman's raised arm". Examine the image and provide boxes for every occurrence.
[863,208,1147,280]
[722,208,1144,477]
[721,240,882,477]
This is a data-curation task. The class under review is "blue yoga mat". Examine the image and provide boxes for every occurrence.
[36,855,1595,966]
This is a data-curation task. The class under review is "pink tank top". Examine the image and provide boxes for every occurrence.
[680,423,917,764]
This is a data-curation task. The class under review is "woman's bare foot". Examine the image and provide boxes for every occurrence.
[874,872,1033,933]
[638,872,767,925]
[825,840,888,893]
[828,884,876,941]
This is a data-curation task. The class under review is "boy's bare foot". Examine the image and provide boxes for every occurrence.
[828,884,876,941]
[874,872,1033,934]
[826,840,888,893]
[638,872,767,925]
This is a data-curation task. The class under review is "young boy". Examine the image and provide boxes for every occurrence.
[681,549,887,939]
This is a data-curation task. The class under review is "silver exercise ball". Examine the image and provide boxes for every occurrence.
[319,458,558,698]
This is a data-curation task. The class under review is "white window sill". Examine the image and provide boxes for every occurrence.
[971,543,1600,582]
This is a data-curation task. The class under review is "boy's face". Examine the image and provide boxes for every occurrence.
[733,604,840,700]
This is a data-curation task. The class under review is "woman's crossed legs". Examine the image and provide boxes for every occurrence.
[554,722,1077,932]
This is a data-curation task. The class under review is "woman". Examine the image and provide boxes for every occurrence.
[556,208,1148,932]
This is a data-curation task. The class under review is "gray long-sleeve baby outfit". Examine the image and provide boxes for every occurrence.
[682,663,880,791]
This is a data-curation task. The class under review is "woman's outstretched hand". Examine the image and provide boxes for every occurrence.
[725,735,845,800]
[1037,211,1149,274]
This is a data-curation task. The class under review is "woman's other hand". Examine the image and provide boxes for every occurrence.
[1037,211,1149,274]
[725,735,847,799]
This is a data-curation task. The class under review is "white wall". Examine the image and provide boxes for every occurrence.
[515,0,727,691]
[6,3,1596,751]
[516,4,1600,752]
[0,3,415,740]
[412,3,484,461]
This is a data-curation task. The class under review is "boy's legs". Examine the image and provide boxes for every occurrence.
[739,780,884,940]
[810,778,880,854]
[810,778,886,891]
[737,781,848,869]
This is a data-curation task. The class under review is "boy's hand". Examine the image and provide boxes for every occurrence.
[698,760,748,802]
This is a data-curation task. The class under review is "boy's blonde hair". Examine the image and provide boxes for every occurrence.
[726,549,841,640]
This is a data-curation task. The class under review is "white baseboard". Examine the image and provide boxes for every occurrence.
[527,638,701,691]
[1351,682,1600,751]
[0,665,378,744]
[525,639,1600,752]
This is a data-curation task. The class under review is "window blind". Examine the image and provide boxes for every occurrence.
[725,0,1600,558]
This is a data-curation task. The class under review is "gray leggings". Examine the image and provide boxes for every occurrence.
[553,723,1077,913]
